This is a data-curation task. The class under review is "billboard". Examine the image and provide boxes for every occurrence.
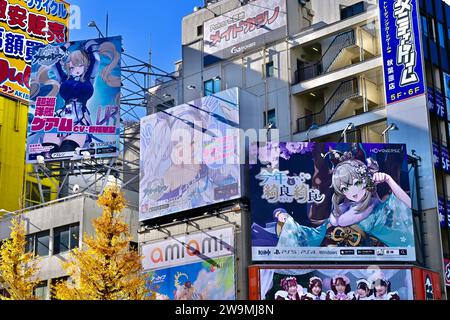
[250,143,416,261]
[444,72,450,122]
[139,88,241,221]
[26,36,122,163]
[257,268,413,300]
[0,0,70,102]
[203,0,287,66]
[142,227,235,300]
[379,0,425,105]
[145,255,235,300]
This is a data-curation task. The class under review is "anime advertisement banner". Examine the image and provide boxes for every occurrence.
[141,227,234,271]
[203,0,287,66]
[444,259,450,287]
[145,255,236,300]
[259,268,413,300]
[250,143,416,262]
[26,36,122,163]
[139,88,241,221]
[379,0,425,105]
[0,0,70,102]
[444,72,450,122]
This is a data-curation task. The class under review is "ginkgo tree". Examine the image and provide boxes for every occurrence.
[0,216,41,300]
[53,186,153,300]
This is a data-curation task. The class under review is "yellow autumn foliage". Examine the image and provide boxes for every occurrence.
[0,217,41,300]
[53,186,154,300]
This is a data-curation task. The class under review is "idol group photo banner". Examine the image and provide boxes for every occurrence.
[26,36,122,163]
[139,88,241,221]
[259,268,413,301]
[250,142,416,262]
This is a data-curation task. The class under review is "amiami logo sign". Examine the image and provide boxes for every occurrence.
[142,227,234,270]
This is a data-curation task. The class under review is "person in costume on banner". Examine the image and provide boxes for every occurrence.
[301,276,326,300]
[275,149,413,248]
[275,277,304,300]
[369,275,400,300]
[30,39,120,156]
[326,275,354,300]
[355,279,373,300]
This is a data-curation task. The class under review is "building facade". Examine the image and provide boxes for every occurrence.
[142,0,450,299]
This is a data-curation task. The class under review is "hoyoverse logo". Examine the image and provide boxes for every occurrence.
[394,0,419,86]
[33,46,67,66]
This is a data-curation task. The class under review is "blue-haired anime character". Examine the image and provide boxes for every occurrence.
[274,151,414,248]
[30,39,120,154]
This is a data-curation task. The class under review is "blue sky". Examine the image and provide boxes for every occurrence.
[69,0,203,74]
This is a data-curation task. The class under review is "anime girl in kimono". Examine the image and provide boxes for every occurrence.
[275,150,413,248]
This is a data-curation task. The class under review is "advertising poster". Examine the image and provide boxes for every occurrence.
[379,0,425,105]
[259,268,413,300]
[250,143,416,261]
[142,227,235,300]
[444,259,450,287]
[139,88,241,221]
[26,36,122,163]
[145,255,236,300]
[0,0,70,102]
[203,0,287,66]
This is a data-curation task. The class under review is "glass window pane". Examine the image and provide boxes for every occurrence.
[70,224,80,250]
[213,79,221,94]
[422,16,428,36]
[204,80,213,96]
[438,23,445,47]
[36,231,50,257]
[34,282,48,300]
[25,235,34,254]
[54,227,70,254]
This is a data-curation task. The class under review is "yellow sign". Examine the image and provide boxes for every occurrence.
[0,0,70,102]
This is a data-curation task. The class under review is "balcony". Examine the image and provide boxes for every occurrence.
[292,70,384,134]
[292,21,380,86]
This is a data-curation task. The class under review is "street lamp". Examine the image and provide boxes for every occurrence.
[341,122,355,143]
[381,123,399,143]
[88,21,105,38]
[306,123,319,142]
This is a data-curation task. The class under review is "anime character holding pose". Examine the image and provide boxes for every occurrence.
[275,277,304,300]
[302,276,326,300]
[173,273,204,300]
[31,39,120,156]
[371,278,400,300]
[275,150,413,248]
[355,279,373,300]
[326,275,354,300]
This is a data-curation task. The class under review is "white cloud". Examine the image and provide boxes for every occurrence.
[444,0,450,6]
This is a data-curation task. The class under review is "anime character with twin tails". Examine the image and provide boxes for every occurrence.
[275,149,413,248]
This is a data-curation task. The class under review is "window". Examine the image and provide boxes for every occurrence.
[50,277,69,300]
[422,15,429,37]
[265,61,274,78]
[197,25,203,36]
[263,109,277,128]
[204,78,221,96]
[429,17,436,41]
[340,2,366,20]
[25,181,51,208]
[53,223,80,255]
[438,22,445,47]
[34,281,48,300]
[155,99,175,111]
[26,231,50,257]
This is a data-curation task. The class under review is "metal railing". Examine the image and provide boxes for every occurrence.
[294,29,356,84]
[296,78,359,133]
